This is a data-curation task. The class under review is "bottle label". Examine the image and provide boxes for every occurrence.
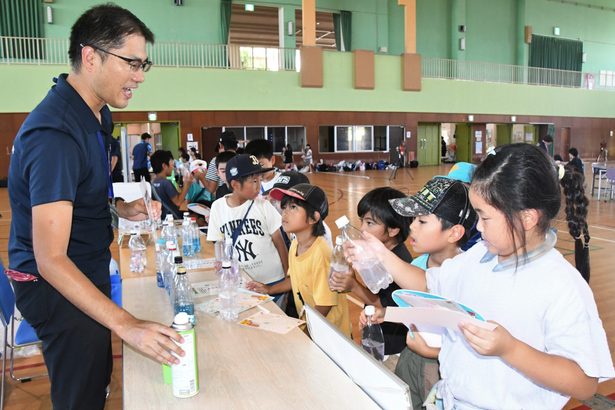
[171,327,199,398]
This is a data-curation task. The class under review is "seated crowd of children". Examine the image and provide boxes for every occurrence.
[156,135,614,409]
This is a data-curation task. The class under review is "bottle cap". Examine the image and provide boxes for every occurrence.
[174,312,189,325]
[183,212,190,217]
[335,215,350,229]
[174,256,183,264]
[364,305,375,316]
[335,236,344,246]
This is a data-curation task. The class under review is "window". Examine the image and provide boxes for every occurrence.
[286,127,306,152]
[268,127,286,152]
[223,127,245,141]
[319,126,335,153]
[335,126,373,152]
[246,127,265,141]
[374,126,387,151]
[223,126,305,151]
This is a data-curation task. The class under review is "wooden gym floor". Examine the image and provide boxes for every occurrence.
[1,164,614,409]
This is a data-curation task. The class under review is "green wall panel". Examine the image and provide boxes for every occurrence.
[416,0,450,58]
[3,52,615,119]
[44,0,222,43]
[465,0,516,64]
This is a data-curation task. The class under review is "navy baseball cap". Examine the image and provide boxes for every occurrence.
[226,154,273,182]
[269,183,329,220]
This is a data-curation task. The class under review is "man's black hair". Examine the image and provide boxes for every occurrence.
[220,130,238,150]
[245,139,274,160]
[141,132,151,140]
[216,151,236,166]
[150,150,173,174]
[69,3,154,71]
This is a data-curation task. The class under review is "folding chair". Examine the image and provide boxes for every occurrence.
[0,260,46,409]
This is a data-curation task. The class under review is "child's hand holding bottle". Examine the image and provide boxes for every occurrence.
[358,305,386,329]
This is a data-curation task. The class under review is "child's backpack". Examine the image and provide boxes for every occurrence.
[377,160,386,170]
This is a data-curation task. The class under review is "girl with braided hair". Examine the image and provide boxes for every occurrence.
[345,143,613,408]
[559,163,590,282]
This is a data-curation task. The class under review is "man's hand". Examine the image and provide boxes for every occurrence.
[117,198,161,221]
[116,316,185,365]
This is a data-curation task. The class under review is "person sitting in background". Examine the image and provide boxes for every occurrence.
[151,150,192,220]
[568,147,584,175]
[214,151,236,200]
[185,159,213,206]
[205,131,238,195]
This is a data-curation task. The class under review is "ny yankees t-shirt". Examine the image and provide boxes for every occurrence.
[207,196,285,284]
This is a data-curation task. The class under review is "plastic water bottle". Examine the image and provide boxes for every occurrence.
[361,305,385,361]
[155,237,167,288]
[191,218,201,254]
[174,259,196,325]
[164,242,179,299]
[223,237,234,263]
[329,235,351,292]
[335,215,392,293]
[128,231,147,273]
[219,261,240,321]
[181,215,194,258]
[224,237,240,279]
[161,220,177,248]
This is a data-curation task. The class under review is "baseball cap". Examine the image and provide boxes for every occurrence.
[263,171,309,195]
[437,162,476,184]
[269,183,329,220]
[226,154,273,182]
[389,177,477,230]
[189,159,208,174]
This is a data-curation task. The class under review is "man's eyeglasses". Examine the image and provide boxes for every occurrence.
[81,43,153,72]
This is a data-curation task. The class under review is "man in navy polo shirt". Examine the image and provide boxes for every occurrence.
[132,132,152,182]
[8,5,183,409]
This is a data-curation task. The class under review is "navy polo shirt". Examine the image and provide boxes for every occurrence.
[9,74,114,285]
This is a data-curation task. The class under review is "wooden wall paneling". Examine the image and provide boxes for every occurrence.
[402,53,422,91]
[300,46,323,88]
[353,50,375,90]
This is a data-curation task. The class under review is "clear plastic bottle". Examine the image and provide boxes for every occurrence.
[224,237,240,278]
[329,235,351,292]
[191,218,201,254]
[161,220,177,248]
[181,214,194,258]
[335,215,392,293]
[164,242,179,299]
[173,258,196,325]
[361,305,385,361]
[218,261,240,321]
[155,237,167,288]
[128,231,147,273]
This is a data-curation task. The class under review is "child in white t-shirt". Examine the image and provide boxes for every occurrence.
[347,144,614,409]
[207,154,288,294]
